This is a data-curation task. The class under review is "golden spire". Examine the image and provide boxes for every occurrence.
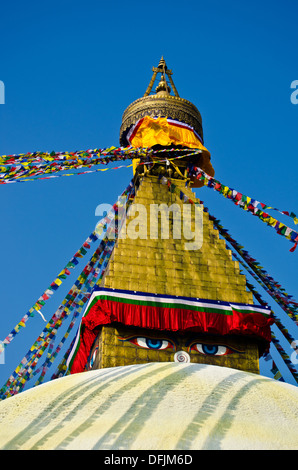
[144,56,179,97]
[120,57,204,146]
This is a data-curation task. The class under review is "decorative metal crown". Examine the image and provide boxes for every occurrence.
[119,57,204,146]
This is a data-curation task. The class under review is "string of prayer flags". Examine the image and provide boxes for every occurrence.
[33,274,98,387]
[7,222,126,395]
[29,203,130,389]
[231,249,298,322]
[244,276,298,383]
[204,209,298,322]
[32,293,92,388]
[187,165,298,251]
[29,340,55,382]
[0,236,115,398]
[1,232,96,350]
[0,146,140,166]
[161,176,298,384]
[11,239,115,395]
[0,180,134,362]
[160,174,298,322]
[0,146,198,167]
[270,361,285,382]
[270,332,298,384]
[188,165,298,225]
[51,337,75,380]
[0,181,135,399]
[0,162,134,185]
[197,207,298,383]
[0,148,200,185]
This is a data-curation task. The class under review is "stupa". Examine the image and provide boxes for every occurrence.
[67,57,272,376]
[0,58,297,451]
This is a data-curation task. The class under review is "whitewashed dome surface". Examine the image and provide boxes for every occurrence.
[0,362,297,450]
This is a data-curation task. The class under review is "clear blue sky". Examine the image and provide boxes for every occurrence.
[0,0,298,389]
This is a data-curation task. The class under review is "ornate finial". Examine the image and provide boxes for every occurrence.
[158,56,167,70]
[144,57,179,97]
[120,58,207,154]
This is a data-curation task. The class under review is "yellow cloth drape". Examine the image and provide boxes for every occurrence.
[128,116,209,155]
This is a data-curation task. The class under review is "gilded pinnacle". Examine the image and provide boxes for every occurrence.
[158,56,167,70]
[120,57,205,146]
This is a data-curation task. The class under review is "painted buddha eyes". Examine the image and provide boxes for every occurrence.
[190,343,232,356]
[127,337,174,351]
[118,336,238,356]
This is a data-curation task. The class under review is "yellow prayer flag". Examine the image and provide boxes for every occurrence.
[268,217,276,226]
[222,186,229,196]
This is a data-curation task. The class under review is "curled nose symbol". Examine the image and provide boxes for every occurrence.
[174,351,190,363]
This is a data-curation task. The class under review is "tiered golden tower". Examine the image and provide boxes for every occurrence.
[69,58,272,376]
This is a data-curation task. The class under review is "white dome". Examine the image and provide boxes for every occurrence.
[0,363,297,450]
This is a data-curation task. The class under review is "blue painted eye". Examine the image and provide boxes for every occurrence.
[191,343,230,356]
[146,338,164,349]
[118,336,174,351]
[202,344,220,355]
[135,337,172,350]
